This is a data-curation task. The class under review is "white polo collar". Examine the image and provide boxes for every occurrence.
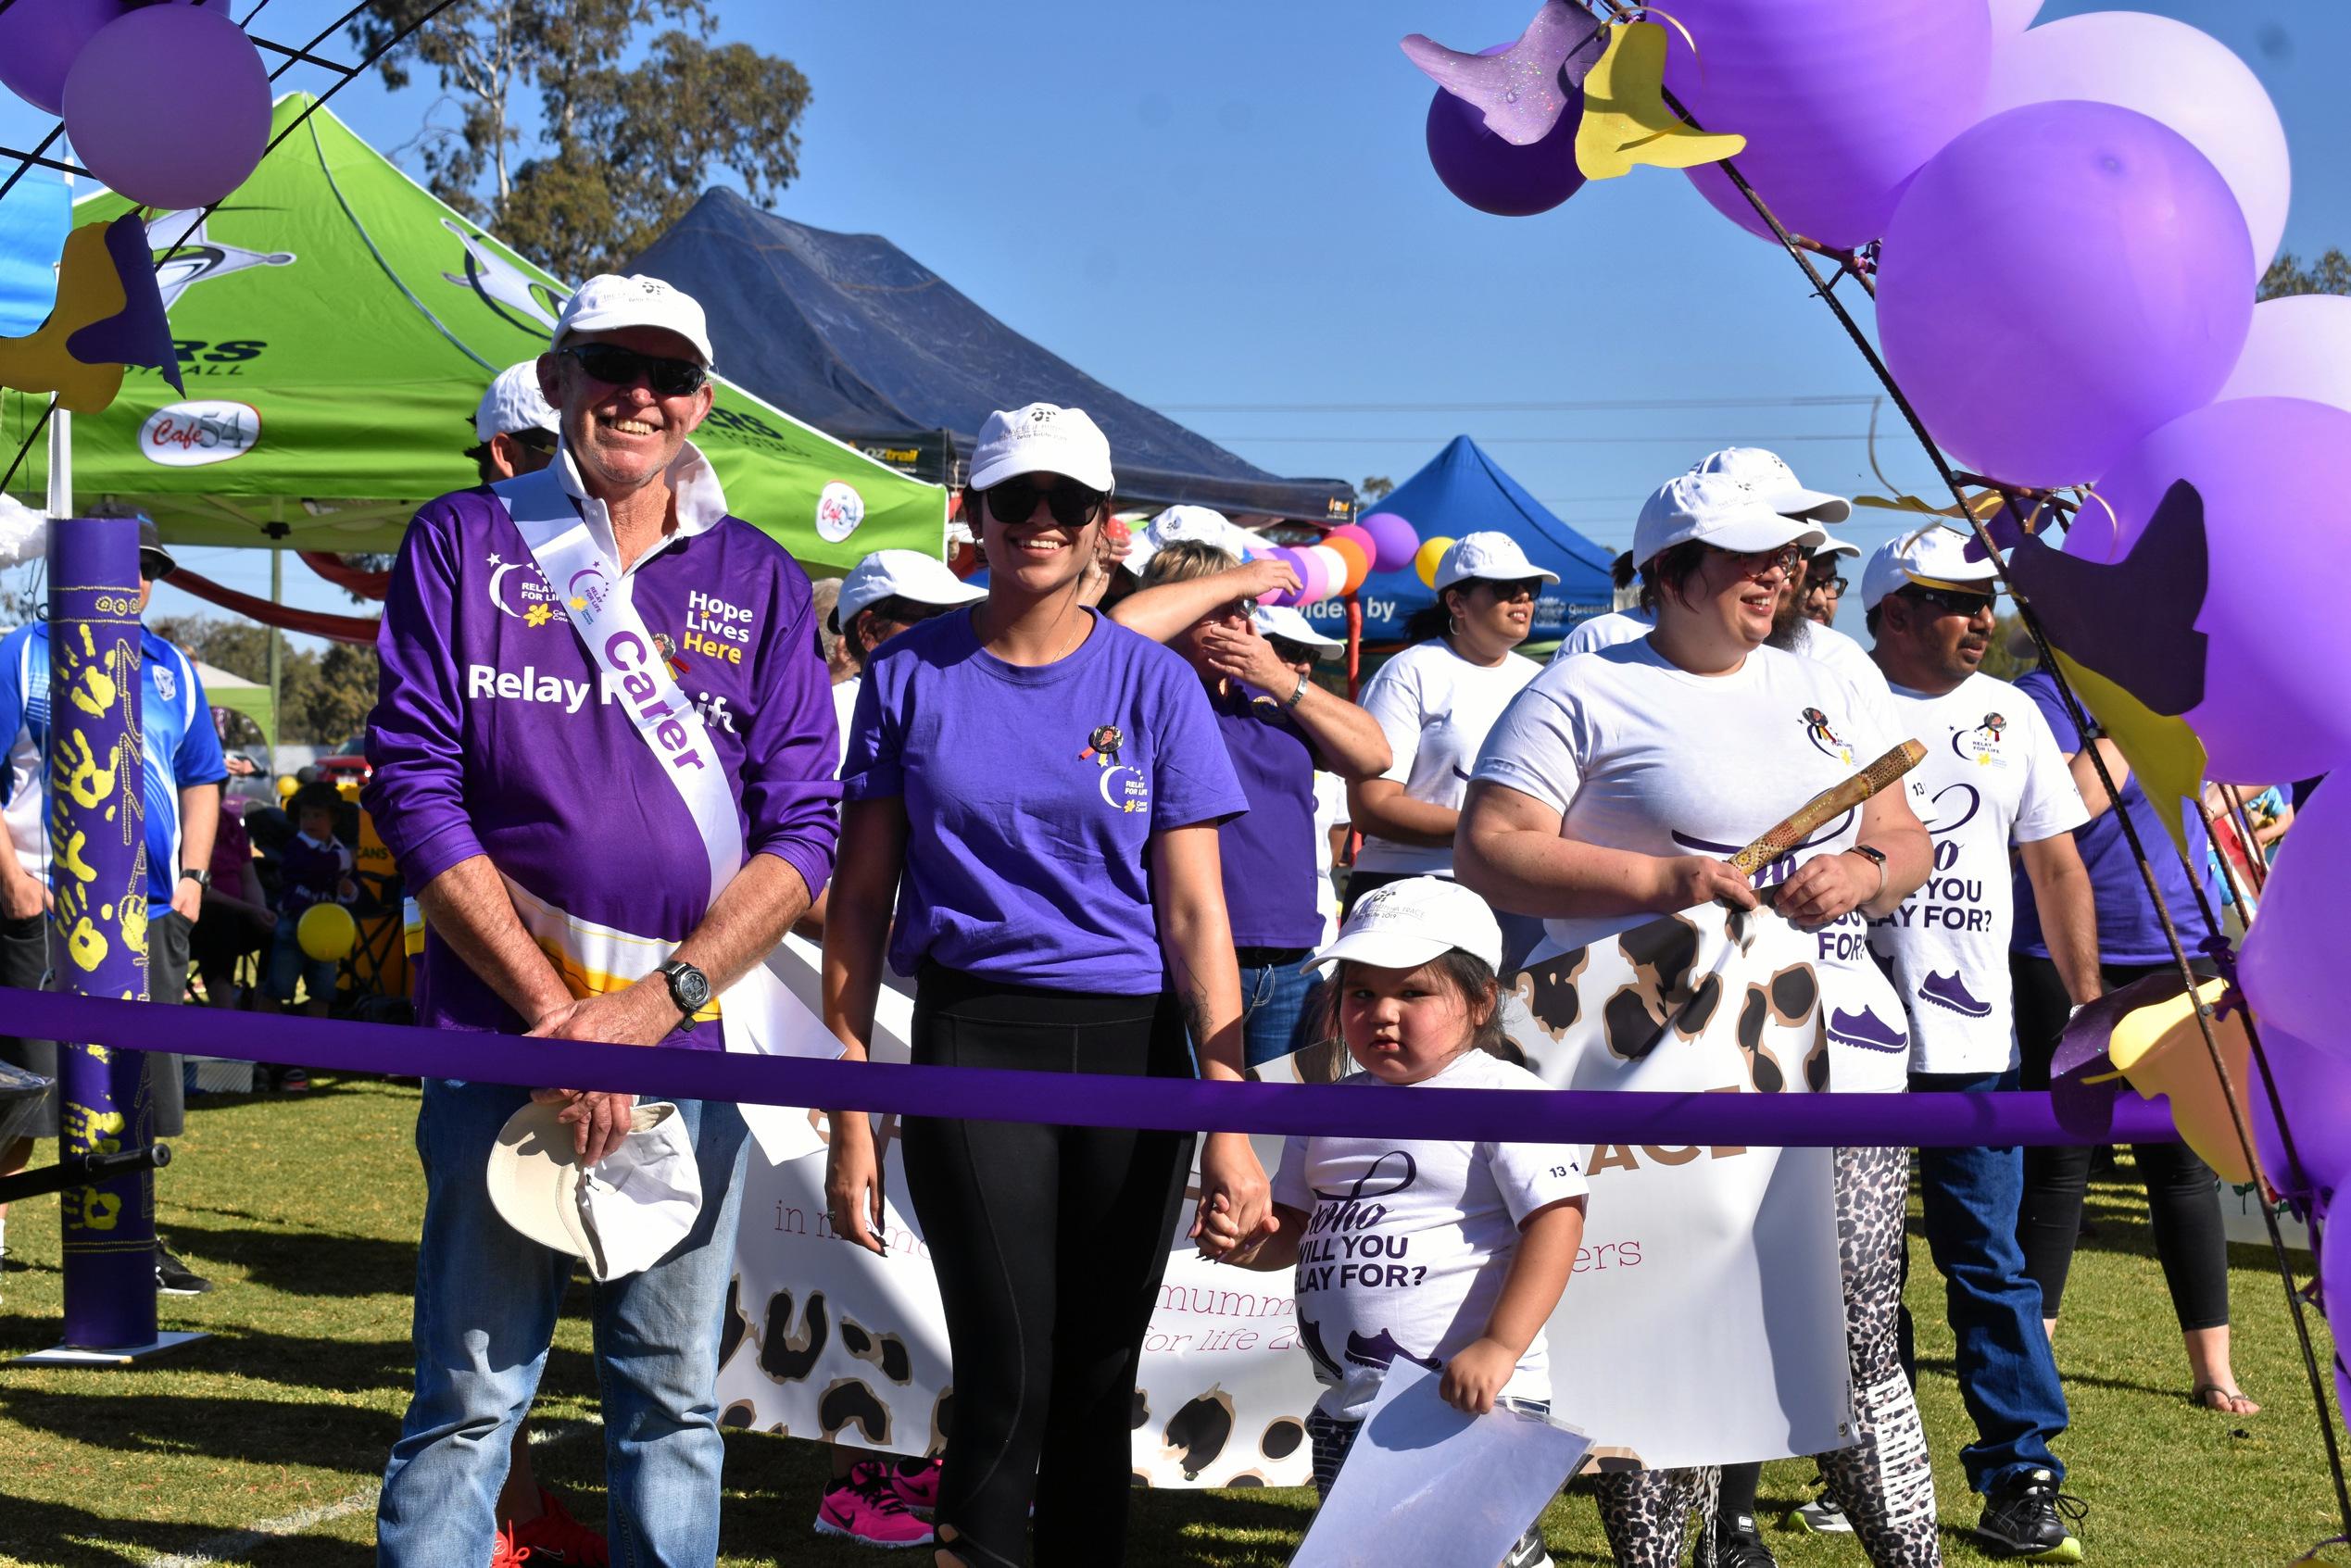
[556,436,729,573]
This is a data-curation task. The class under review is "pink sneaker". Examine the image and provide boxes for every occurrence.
[815,1461,935,1548]
[888,1457,942,1513]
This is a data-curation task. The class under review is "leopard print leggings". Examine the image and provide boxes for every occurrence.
[1590,1144,1941,1567]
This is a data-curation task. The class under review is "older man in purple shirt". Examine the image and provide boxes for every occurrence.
[365,274,839,1568]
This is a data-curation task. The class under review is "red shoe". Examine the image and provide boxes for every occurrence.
[509,1489,608,1567]
[815,1461,936,1548]
[490,1522,532,1568]
[889,1457,942,1514]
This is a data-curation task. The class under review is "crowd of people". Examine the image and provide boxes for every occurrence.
[0,270,2309,1568]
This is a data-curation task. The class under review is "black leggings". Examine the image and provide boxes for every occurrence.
[2011,953,2230,1330]
[901,966,1197,1568]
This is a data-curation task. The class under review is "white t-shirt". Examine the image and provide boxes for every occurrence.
[1353,640,1543,875]
[1473,640,1932,1091]
[830,673,861,781]
[1868,671,2088,1075]
[1273,1047,1588,1423]
[1311,771,1348,945]
[1550,608,1652,663]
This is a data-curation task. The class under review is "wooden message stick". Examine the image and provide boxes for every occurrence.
[1730,739,1929,880]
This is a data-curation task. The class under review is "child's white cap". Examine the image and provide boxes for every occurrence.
[1306,876,1503,974]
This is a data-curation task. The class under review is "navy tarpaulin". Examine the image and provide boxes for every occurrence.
[623,189,1353,522]
[1301,435,1615,646]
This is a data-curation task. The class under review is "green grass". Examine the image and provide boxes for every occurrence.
[0,1076,2343,1566]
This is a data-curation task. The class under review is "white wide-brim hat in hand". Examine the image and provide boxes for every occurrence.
[488,1099,703,1282]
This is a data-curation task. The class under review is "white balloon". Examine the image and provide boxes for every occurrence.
[1981,10,2290,282]
[1988,0,2043,40]
[2219,295,2351,413]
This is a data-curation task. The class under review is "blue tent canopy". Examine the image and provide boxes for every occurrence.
[624,189,1354,522]
[0,172,69,336]
[1289,435,1616,646]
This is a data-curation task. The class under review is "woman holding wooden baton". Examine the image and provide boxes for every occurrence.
[1456,471,1939,1568]
[822,404,1266,1568]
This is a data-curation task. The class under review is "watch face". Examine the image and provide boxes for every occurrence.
[672,966,711,1010]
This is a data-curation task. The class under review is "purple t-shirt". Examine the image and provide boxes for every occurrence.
[844,608,1248,991]
[2008,666,2219,966]
[278,832,350,920]
[364,483,840,1048]
[1209,682,1324,949]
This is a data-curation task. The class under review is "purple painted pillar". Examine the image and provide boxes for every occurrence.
[45,516,155,1350]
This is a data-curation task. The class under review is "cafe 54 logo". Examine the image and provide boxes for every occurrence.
[1952,712,2009,769]
[1080,723,1149,815]
[139,400,260,467]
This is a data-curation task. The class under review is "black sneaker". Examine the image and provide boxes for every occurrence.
[1788,1477,1853,1535]
[1706,1514,1779,1568]
[156,1246,214,1296]
[1976,1469,2085,1562]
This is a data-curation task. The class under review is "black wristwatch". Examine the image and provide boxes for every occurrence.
[179,867,211,889]
[659,960,711,1031]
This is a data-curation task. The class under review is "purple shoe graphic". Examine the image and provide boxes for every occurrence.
[1827,1007,1907,1053]
[1918,970,1993,1019]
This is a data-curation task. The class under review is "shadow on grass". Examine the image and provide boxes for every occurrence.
[158,1216,420,1298]
[0,1385,399,1473]
[0,1489,376,1568]
[1909,1353,2172,1401]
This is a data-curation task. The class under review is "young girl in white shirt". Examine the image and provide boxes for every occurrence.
[1204,877,1588,1568]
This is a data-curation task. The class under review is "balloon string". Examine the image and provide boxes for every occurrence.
[1576,0,2351,1536]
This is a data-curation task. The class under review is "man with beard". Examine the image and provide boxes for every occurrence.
[1864,527,2100,1563]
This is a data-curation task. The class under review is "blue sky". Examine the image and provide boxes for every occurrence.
[5,0,2345,641]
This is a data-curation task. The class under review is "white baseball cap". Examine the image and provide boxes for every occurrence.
[1812,536,1862,560]
[1632,472,1829,567]
[831,547,986,633]
[1690,446,1852,524]
[1433,531,1561,592]
[968,402,1115,495]
[1858,525,2002,611]
[487,1099,703,1282]
[1253,602,1342,654]
[473,360,561,444]
[553,273,715,368]
[1306,876,1504,974]
[1124,504,1255,574]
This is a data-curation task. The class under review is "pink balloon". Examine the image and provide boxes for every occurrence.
[1326,522,1377,561]
[1304,546,1351,603]
[1667,0,1993,249]
[0,0,127,118]
[1360,511,1419,573]
[1879,101,2253,488]
[2240,781,2351,1064]
[2088,398,2351,784]
[62,4,270,211]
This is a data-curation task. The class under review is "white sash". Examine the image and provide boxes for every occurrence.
[493,466,834,1162]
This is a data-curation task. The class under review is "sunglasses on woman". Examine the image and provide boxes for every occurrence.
[1477,577,1544,602]
[982,478,1106,531]
[1267,637,1320,667]
[1715,544,1806,580]
[561,343,709,398]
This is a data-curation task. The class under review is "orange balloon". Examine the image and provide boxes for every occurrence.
[1325,535,1371,596]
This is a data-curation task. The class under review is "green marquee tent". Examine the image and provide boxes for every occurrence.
[1,95,945,573]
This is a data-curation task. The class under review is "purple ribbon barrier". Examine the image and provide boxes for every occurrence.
[15,989,2180,1148]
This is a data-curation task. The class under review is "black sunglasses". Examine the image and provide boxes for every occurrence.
[509,428,559,454]
[1477,577,1544,602]
[561,343,708,398]
[1267,637,1320,666]
[1808,573,1849,596]
[1900,583,1997,618]
[982,477,1105,531]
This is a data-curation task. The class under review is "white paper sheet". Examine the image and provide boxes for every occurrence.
[1289,1361,1590,1568]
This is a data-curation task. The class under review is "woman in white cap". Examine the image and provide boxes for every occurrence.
[823,404,1270,1568]
[1349,531,1554,967]
[1456,471,1939,1568]
[1113,538,1392,1065]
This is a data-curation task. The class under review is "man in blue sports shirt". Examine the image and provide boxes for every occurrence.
[0,517,229,1296]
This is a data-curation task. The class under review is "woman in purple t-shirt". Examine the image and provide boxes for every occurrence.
[822,404,1272,1568]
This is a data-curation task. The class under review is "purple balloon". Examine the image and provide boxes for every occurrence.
[0,0,127,118]
[2087,398,2351,784]
[2246,1028,2351,1202]
[62,4,270,211]
[1425,80,1586,218]
[1879,101,2254,489]
[1261,546,1304,608]
[1666,0,1992,248]
[2327,1214,2351,1435]
[2240,780,2351,1060]
[1361,510,1420,573]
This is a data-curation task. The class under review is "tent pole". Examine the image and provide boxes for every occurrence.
[1344,593,1362,701]
[268,514,283,775]
[44,400,69,520]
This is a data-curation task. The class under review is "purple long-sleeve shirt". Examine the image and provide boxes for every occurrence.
[362,450,840,1048]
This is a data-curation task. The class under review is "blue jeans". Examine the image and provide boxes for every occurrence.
[377,1079,750,1568]
[1238,961,1317,1068]
[266,911,336,1005]
[1905,1068,2069,1492]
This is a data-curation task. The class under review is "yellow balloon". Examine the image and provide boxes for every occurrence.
[297,902,357,963]
[275,774,300,799]
[1414,535,1456,590]
[335,779,361,802]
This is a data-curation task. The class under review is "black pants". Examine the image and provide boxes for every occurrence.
[1,909,188,1141]
[901,966,1197,1568]
[2012,953,2229,1329]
